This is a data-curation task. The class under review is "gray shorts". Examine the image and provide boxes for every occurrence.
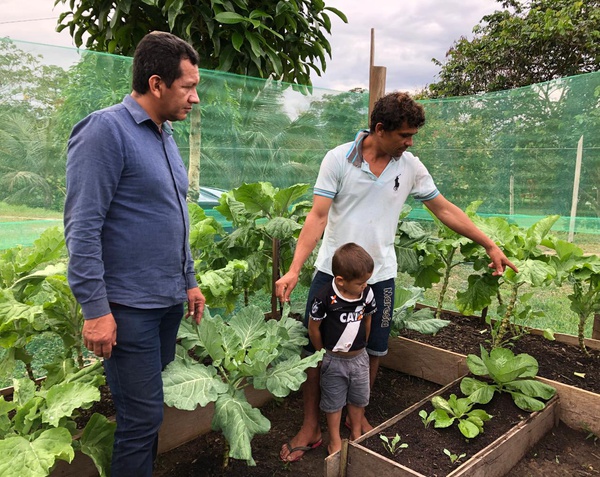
[320,349,370,413]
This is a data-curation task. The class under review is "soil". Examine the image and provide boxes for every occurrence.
[402,309,600,394]
[89,310,600,476]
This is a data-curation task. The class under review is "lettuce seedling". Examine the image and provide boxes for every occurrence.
[419,393,492,439]
[461,345,556,412]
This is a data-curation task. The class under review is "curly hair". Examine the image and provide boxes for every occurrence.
[132,31,199,95]
[369,92,426,132]
[331,243,374,281]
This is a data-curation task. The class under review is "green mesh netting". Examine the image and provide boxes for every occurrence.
[1,37,598,249]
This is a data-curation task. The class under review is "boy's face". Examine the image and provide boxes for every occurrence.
[336,272,372,299]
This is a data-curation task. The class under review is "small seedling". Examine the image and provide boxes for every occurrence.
[380,433,408,455]
[443,448,466,464]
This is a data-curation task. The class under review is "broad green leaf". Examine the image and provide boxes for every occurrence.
[229,305,267,349]
[431,395,453,414]
[197,315,227,362]
[214,12,247,24]
[511,394,547,412]
[263,216,303,240]
[524,215,560,252]
[460,377,495,404]
[0,427,74,477]
[468,409,492,422]
[79,413,116,477]
[504,258,555,287]
[212,391,271,465]
[465,353,489,376]
[458,418,481,438]
[506,379,556,400]
[162,360,228,410]
[43,382,100,427]
[272,183,310,215]
[456,273,499,315]
[399,308,450,335]
[253,351,324,397]
[430,409,454,428]
[231,182,275,215]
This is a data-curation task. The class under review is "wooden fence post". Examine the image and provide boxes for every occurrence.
[593,313,600,340]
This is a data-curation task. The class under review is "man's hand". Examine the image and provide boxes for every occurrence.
[83,314,117,359]
[487,244,518,276]
[187,287,206,324]
[275,272,299,303]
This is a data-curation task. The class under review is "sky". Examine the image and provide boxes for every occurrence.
[1,0,502,93]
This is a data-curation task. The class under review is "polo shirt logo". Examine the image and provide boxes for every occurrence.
[394,174,401,191]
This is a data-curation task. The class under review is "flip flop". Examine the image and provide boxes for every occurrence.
[281,438,323,462]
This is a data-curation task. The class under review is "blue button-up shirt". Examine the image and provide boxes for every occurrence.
[64,95,198,319]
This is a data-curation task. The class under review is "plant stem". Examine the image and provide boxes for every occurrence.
[494,283,520,347]
[436,249,456,319]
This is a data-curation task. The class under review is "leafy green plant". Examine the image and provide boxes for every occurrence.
[543,237,600,356]
[161,304,324,466]
[397,201,488,319]
[0,360,114,477]
[189,182,312,317]
[457,214,559,347]
[390,284,450,337]
[419,394,492,439]
[460,345,556,412]
[379,433,408,455]
[443,448,466,464]
[0,227,89,380]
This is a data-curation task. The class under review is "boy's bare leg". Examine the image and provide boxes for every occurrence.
[346,355,379,433]
[326,409,343,455]
[280,366,322,461]
[346,404,364,441]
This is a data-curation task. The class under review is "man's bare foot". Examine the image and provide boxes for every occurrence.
[279,428,322,462]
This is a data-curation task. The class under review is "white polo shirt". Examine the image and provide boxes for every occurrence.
[313,130,439,283]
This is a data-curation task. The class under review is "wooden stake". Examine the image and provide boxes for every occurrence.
[568,135,583,242]
[368,28,386,128]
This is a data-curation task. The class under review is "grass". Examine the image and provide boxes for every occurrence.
[0,202,62,221]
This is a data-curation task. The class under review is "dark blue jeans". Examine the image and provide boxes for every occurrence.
[104,303,183,477]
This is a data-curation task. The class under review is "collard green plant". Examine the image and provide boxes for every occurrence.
[0,360,114,477]
[214,182,312,316]
[0,227,82,379]
[397,201,488,319]
[457,214,559,347]
[460,345,556,412]
[162,305,323,466]
[419,393,492,439]
[543,237,600,356]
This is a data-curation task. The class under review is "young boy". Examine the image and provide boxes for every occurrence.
[308,242,377,455]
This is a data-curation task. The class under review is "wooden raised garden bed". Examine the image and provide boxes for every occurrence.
[50,386,273,477]
[324,377,560,477]
[381,335,600,437]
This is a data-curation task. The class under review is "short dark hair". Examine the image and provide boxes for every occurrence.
[331,243,374,281]
[132,31,199,94]
[370,92,426,133]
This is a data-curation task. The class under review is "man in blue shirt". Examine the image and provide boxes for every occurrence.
[64,32,205,477]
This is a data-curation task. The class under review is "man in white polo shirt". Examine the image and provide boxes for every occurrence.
[277,91,518,463]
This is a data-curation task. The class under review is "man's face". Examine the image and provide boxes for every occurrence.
[377,122,418,158]
[158,58,200,123]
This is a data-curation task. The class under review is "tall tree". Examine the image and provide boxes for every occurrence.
[427,0,600,97]
[55,0,347,198]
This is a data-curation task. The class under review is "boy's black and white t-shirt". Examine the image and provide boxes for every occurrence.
[309,280,377,353]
